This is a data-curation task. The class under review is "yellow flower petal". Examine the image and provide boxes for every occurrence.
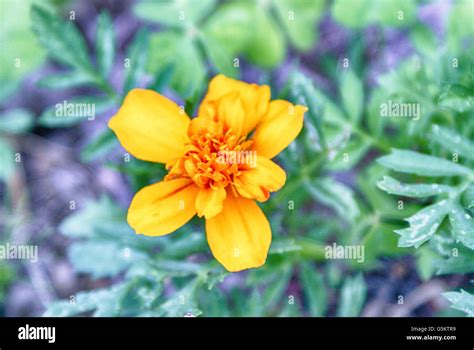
[217,92,245,136]
[195,186,227,219]
[205,193,271,272]
[127,178,199,236]
[109,89,190,164]
[259,99,292,124]
[252,100,307,159]
[187,117,223,137]
[198,74,271,135]
[234,156,286,202]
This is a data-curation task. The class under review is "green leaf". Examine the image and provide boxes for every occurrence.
[378,149,472,177]
[0,264,14,302]
[37,71,96,90]
[60,195,157,254]
[411,23,438,57]
[289,71,327,148]
[377,176,453,198]
[430,125,474,161]
[147,32,205,98]
[332,0,416,28]
[336,274,367,316]
[170,37,206,98]
[38,95,115,128]
[279,296,302,317]
[432,235,474,275]
[367,89,387,137]
[0,138,16,181]
[262,266,292,310]
[362,223,407,266]
[396,200,453,248]
[245,289,265,317]
[0,108,34,134]
[327,137,371,171]
[340,69,363,123]
[161,232,206,259]
[299,263,327,316]
[443,290,474,317]
[199,34,238,78]
[0,0,45,84]
[449,202,474,250]
[438,84,474,113]
[198,287,229,317]
[447,0,474,51]
[156,278,202,317]
[416,246,438,281]
[306,177,360,222]
[243,6,285,68]
[81,128,117,162]
[68,240,140,279]
[331,0,371,28]
[44,284,125,317]
[123,28,149,94]
[292,70,346,125]
[205,271,229,291]
[96,11,115,78]
[31,5,92,71]
[462,185,474,209]
[358,164,421,220]
[202,1,252,55]
[374,0,416,26]
[148,62,175,92]
[147,31,180,77]
[120,277,163,315]
[273,0,325,51]
[437,253,474,275]
[79,286,125,317]
[0,80,19,105]
[59,196,127,239]
[133,0,216,27]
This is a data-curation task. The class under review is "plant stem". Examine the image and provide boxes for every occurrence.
[274,149,329,203]
[95,77,120,102]
[350,123,392,153]
[295,237,327,261]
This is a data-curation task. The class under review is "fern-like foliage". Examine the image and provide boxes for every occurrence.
[377,128,474,315]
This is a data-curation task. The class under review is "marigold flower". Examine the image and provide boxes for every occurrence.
[109,75,307,272]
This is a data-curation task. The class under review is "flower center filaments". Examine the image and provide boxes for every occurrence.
[166,126,254,190]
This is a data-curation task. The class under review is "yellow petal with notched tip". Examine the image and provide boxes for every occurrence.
[206,193,271,272]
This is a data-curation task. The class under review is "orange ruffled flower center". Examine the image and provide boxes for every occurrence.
[166,122,254,191]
